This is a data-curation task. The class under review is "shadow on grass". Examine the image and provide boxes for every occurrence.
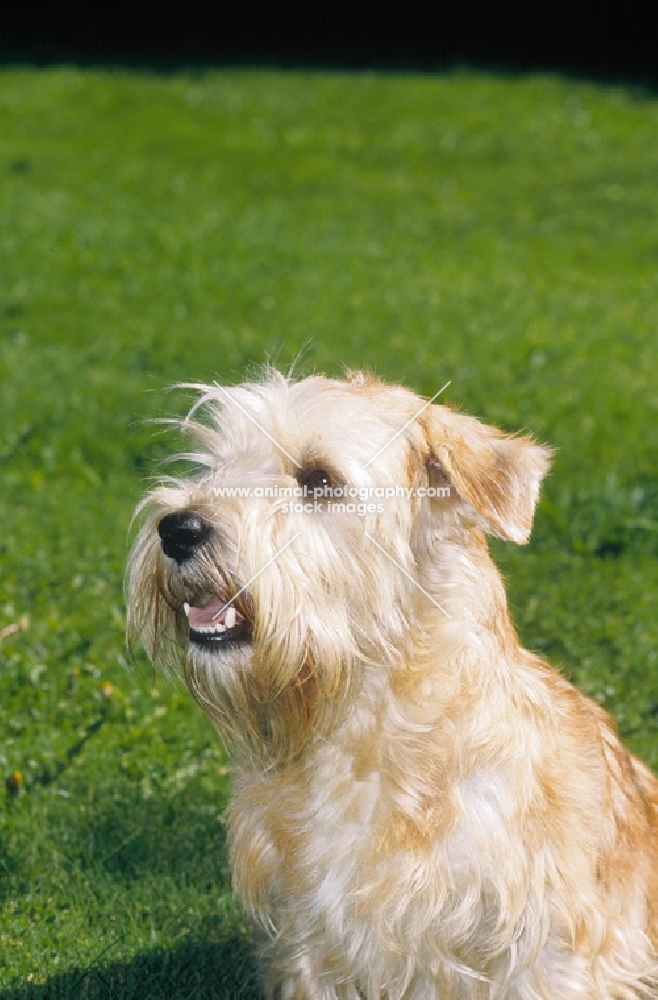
[1,771,232,905]
[81,788,231,884]
[2,935,261,1000]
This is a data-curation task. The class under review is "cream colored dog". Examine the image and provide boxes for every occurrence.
[127,369,658,999]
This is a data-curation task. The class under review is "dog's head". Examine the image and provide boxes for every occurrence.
[127,369,551,766]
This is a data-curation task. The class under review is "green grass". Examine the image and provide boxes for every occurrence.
[1,66,657,996]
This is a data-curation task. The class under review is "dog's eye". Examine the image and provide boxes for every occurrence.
[298,468,333,492]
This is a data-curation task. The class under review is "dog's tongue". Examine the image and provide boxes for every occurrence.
[186,595,228,627]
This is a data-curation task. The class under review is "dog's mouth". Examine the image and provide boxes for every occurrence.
[184,594,253,649]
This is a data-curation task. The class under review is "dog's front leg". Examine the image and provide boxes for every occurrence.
[265,950,362,1000]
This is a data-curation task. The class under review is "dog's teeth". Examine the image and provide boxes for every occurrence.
[184,602,190,616]
[192,623,228,634]
[225,607,236,629]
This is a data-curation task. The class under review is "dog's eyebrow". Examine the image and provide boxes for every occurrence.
[363,382,451,469]
[211,382,302,469]
[364,532,452,620]
[212,532,302,620]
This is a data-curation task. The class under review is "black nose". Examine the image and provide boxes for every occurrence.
[157,511,211,564]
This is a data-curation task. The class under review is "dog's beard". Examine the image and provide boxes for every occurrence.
[184,641,331,768]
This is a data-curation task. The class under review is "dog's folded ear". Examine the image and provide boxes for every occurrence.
[423,405,553,544]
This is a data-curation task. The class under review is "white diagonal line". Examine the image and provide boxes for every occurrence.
[363,381,451,469]
[212,382,302,469]
[364,532,452,620]
[212,532,301,619]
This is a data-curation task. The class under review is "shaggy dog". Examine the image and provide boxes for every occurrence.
[127,369,658,998]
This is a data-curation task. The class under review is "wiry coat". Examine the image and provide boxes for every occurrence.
[127,370,658,998]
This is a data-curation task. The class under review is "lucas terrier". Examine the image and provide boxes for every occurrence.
[127,369,658,999]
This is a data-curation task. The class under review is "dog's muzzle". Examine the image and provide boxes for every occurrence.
[158,511,211,564]
[157,510,253,649]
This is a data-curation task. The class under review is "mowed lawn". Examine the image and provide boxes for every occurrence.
[1,67,657,997]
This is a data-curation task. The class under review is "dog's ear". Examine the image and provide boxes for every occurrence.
[423,406,552,544]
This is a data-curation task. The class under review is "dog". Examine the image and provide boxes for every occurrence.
[127,368,658,999]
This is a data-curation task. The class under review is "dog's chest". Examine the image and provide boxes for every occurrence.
[231,741,391,910]
[260,751,384,900]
